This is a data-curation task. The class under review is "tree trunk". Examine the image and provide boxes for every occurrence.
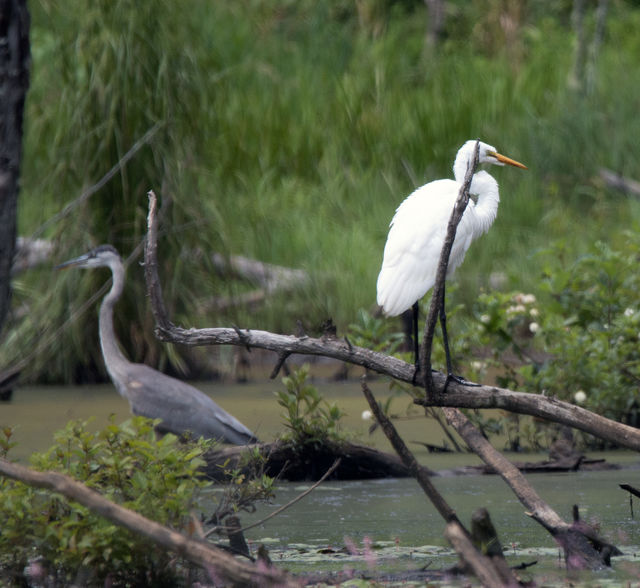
[0,0,30,335]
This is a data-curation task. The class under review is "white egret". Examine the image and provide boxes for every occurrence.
[376,140,526,383]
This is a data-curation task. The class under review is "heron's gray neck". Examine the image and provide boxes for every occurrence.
[99,263,131,379]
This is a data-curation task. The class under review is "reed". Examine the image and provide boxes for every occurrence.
[10,0,640,381]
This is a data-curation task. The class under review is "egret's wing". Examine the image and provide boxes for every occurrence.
[377,179,459,316]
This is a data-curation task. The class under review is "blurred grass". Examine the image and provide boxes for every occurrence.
[8,0,640,382]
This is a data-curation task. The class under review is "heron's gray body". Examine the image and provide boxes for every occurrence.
[60,244,258,445]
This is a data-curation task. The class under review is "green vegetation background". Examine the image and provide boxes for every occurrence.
[7,0,640,384]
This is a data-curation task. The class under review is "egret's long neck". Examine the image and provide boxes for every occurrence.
[469,171,500,236]
[99,263,130,377]
[452,143,500,236]
[453,144,478,185]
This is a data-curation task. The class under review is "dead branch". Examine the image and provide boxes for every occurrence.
[0,458,298,587]
[416,385,640,452]
[144,191,640,455]
[599,168,640,197]
[421,140,479,396]
[362,379,519,586]
[210,252,309,291]
[441,407,613,570]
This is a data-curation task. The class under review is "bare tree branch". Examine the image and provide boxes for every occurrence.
[421,140,479,396]
[442,407,614,570]
[0,458,298,587]
[362,378,519,586]
[599,168,640,197]
[144,190,640,454]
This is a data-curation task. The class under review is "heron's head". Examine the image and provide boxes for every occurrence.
[56,244,122,271]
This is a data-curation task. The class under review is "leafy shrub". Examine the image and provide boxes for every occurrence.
[458,235,640,447]
[0,418,213,586]
[276,364,346,446]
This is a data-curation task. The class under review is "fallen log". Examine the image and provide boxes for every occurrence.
[203,440,413,482]
[599,168,640,197]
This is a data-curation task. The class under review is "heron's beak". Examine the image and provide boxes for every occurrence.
[55,253,90,270]
[491,151,527,169]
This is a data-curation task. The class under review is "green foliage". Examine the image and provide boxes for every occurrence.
[11,1,640,384]
[524,237,640,422]
[0,417,264,586]
[276,365,346,446]
[444,235,640,448]
[348,308,405,354]
[211,446,276,525]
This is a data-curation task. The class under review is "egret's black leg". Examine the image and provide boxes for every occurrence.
[438,285,480,390]
[411,301,420,385]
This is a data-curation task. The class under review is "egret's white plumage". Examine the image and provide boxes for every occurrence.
[377,140,525,317]
[376,140,526,377]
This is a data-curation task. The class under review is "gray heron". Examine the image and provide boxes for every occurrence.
[57,244,259,445]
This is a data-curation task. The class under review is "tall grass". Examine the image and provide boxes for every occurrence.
[8,0,640,382]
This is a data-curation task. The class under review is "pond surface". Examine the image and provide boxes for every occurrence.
[3,381,640,584]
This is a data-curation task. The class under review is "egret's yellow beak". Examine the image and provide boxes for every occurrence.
[490,151,527,169]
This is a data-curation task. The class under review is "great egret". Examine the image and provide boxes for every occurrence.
[376,140,526,382]
[57,245,259,445]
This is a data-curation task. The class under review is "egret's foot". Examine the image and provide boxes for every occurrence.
[443,373,481,393]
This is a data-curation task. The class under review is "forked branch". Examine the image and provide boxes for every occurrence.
[143,191,640,453]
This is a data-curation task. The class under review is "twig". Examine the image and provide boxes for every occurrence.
[270,351,291,379]
[208,459,342,539]
[421,141,479,398]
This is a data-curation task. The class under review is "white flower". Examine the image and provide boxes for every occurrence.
[624,308,635,317]
[522,294,537,304]
[529,322,540,334]
[480,314,490,324]
[507,304,526,315]
[574,390,587,404]
[529,308,539,317]
[361,410,373,421]
[471,361,486,371]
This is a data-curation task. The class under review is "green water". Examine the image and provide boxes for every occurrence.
[235,472,640,583]
[3,383,640,584]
